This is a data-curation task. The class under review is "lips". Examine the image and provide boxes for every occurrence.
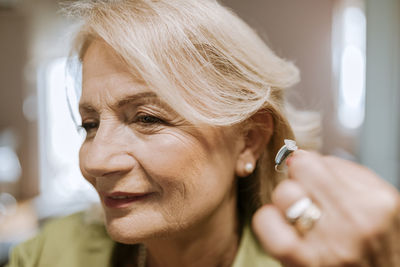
[102,192,152,209]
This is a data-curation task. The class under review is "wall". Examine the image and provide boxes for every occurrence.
[0,8,36,199]
[0,0,76,200]
[361,0,400,186]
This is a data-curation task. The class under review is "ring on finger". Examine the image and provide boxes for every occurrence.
[285,197,321,234]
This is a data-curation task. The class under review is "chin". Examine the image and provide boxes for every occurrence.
[104,213,172,244]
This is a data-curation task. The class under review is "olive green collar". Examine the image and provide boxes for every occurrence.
[232,223,281,267]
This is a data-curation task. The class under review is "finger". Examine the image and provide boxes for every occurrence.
[288,151,398,211]
[272,179,310,213]
[252,205,301,256]
[323,156,396,193]
[286,150,345,205]
[252,205,312,265]
[287,150,331,188]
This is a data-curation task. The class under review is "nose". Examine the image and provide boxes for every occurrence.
[80,123,136,178]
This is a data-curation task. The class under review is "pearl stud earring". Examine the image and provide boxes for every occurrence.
[244,162,254,174]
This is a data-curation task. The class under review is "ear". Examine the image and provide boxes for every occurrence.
[235,111,274,177]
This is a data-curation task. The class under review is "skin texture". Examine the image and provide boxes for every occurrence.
[79,40,272,267]
[253,150,400,267]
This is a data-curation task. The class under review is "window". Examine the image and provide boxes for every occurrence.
[36,57,98,218]
[333,1,366,130]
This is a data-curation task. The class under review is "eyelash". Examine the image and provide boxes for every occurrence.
[134,114,165,125]
[79,114,166,134]
[79,121,98,133]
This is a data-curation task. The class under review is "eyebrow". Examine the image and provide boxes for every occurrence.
[115,92,158,108]
[79,92,158,113]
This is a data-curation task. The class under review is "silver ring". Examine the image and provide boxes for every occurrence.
[285,197,321,234]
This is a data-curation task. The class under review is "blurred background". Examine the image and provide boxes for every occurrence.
[0,0,399,265]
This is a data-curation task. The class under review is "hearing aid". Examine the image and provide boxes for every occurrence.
[275,139,298,172]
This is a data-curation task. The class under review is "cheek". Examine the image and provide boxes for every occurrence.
[137,131,236,220]
[139,132,205,190]
[139,130,235,179]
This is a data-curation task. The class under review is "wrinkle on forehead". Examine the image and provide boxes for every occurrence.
[79,91,158,115]
[80,40,154,113]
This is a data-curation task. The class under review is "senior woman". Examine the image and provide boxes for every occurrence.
[7,0,400,266]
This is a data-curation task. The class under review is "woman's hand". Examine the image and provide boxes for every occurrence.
[252,150,400,267]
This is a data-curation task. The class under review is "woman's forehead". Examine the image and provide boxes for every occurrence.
[82,40,130,81]
[80,40,157,108]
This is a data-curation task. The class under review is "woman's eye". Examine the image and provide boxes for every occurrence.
[135,114,164,124]
[80,121,99,132]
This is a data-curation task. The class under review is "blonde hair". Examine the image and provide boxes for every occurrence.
[64,0,320,215]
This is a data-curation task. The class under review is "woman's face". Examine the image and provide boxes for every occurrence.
[79,41,245,243]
